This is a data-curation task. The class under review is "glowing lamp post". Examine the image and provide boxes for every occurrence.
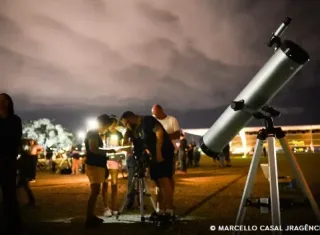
[86,118,98,131]
[77,131,86,140]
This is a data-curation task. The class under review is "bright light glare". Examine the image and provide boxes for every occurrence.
[77,131,86,139]
[110,135,118,141]
[87,118,98,130]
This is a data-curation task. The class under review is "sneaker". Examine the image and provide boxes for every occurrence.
[103,208,112,217]
[85,216,104,228]
[148,211,160,221]
[159,213,176,224]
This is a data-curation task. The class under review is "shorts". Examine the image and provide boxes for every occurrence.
[149,160,173,181]
[86,164,106,184]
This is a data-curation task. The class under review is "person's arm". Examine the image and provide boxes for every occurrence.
[168,117,180,140]
[153,123,164,162]
[88,136,115,156]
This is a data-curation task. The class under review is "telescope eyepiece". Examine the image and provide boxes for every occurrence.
[268,16,292,49]
[284,17,292,25]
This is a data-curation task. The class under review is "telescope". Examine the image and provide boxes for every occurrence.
[199,17,309,157]
[199,18,320,234]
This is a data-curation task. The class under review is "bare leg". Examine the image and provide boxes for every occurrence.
[102,181,109,209]
[158,178,173,210]
[169,177,175,210]
[110,169,119,211]
[87,183,100,219]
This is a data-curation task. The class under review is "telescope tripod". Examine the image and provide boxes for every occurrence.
[117,170,156,222]
[234,125,320,235]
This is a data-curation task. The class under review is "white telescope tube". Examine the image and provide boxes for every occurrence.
[200,40,309,157]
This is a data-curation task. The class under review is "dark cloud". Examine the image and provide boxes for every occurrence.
[0,0,319,129]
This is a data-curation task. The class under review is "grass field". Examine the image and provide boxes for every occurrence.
[1,153,319,234]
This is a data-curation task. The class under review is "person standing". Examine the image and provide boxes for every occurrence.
[223,144,231,167]
[71,146,81,175]
[178,133,188,173]
[0,93,24,234]
[84,114,116,228]
[17,139,36,206]
[151,104,180,218]
[29,139,42,182]
[187,143,194,168]
[193,144,201,167]
[103,117,124,216]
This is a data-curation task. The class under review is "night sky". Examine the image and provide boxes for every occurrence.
[1,0,320,133]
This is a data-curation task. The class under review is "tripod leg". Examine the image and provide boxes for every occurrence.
[267,137,282,233]
[279,137,320,222]
[143,178,157,211]
[234,139,264,233]
[138,179,145,221]
[118,176,137,217]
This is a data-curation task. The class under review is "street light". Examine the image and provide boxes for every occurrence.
[86,118,98,131]
[77,130,86,140]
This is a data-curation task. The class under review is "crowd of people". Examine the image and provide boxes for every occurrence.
[0,93,231,234]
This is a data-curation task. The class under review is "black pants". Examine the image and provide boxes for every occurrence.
[127,166,136,205]
[187,156,193,168]
[30,154,38,179]
[0,160,23,234]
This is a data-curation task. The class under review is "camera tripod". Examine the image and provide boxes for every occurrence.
[117,161,156,222]
[232,105,320,235]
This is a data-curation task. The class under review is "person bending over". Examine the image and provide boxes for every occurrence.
[84,114,116,228]
[120,111,175,221]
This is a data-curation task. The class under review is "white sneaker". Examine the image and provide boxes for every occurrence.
[112,211,119,216]
[103,208,112,217]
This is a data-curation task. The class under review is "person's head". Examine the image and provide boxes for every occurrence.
[120,111,139,130]
[97,114,112,134]
[30,139,35,146]
[151,104,166,119]
[108,116,118,132]
[0,93,14,118]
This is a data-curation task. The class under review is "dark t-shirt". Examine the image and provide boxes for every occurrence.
[137,116,174,165]
[85,130,106,167]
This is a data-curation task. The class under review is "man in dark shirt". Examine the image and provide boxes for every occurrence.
[84,114,116,228]
[120,111,175,220]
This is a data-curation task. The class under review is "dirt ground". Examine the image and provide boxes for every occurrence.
[1,154,320,235]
